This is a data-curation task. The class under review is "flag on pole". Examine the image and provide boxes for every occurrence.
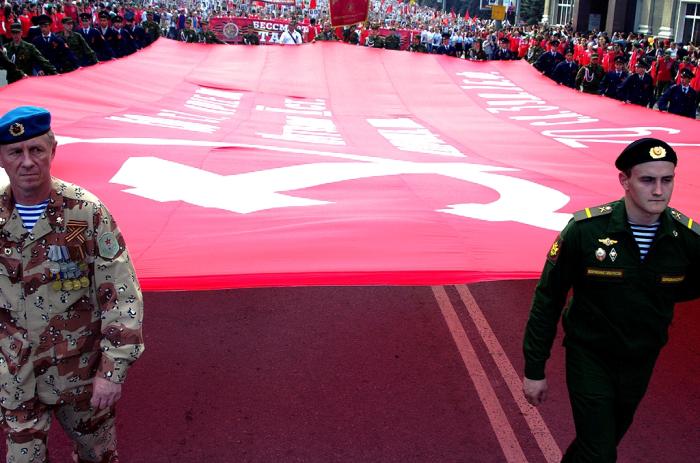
[329,0,370,27]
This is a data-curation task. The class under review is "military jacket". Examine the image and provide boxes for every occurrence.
[179,28,198,43]
[657,84,698,119]
[198,30,224,44]
[618,72,654,106]
[575,64,605,94]
[3,40,57,83]
[0,179,144,409]
[599,70,628,99]
[32,34,79,73]
[524,199,700,380]
[142,20,161,45]
[314,31,337,42]
[384,34,400,50]
[58,31,98,66]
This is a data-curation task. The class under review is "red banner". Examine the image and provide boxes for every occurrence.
[209,17,309,43]
[330,0,370,27]
[0,41,698,290]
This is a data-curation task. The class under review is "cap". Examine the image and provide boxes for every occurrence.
[550,39,559,46]
[664,49,672,55]
[79,12,92,21]
[680,68,695,79]
[499,37,509,43]
[591,53,599,59]
[36,14,52,26]
[0,106,51,145]
[614,56,625,64]
[9,22,21,33]
[113,15,124,23]
[634,60,648,69]
[98,11,110,20]
[62,17,73,25]
[615,138,677,171]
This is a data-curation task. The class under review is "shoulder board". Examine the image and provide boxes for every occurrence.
[573,204,614,222]
[670,209,700,236]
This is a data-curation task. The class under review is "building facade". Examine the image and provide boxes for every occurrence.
[541,0,700,44]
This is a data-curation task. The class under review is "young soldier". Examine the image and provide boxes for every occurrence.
[523,138,700,463]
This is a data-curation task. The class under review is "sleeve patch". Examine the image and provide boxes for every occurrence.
[97,232,120,259]
[547,235,563,264]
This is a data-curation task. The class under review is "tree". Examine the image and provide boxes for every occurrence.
[520,0,545,25]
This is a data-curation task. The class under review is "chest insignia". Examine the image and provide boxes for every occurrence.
[609,248,618,262]
[595,248,606,261]
[598,237,618,246]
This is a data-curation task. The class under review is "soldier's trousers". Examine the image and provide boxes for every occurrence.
[561,344,658,463]
[0,396,117,463]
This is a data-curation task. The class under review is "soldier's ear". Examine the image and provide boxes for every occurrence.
[619,171,630,190]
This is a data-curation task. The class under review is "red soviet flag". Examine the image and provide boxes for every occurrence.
[330,0,369,27]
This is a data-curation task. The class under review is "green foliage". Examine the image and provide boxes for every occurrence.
[520,0,545,25]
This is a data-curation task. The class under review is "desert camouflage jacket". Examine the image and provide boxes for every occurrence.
[0,179,144,409]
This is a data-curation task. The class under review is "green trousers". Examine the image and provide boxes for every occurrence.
[561,343,658,463]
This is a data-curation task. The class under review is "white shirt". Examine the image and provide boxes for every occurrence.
[279,28,302,45]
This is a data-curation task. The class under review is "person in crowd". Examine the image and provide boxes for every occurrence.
[279,18,302,45]
[198,19,225,44]
[3,22,56,83]
[109,15,136,57]
[124,14,146,50]
[657,68,698,119]
[58,16,97,67]
[576,52,605,94]
[31,14,79,73]
[313,22,338,42]
[526,35,545,64]
[384,27,401,51]
[142,10,161,46]
[179,17,198,43]
[600,56,629,100]
[619,60,655,107]
[552,50,579,88]
[493,36,514,60]
[468,38,487,61]
[534,39,564,77]
[0,106,145,463]
[651,50,679,104]
[523,137,700,463]
[408,33,427,53]
[366,23,384,49]
[243,25,260,45]
[95,10,117,61]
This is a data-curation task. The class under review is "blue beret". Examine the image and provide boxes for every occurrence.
[615,138,677,171]
[0,106,52,145]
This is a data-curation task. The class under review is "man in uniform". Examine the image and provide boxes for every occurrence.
[4,22,57,83]
[242,25,260,45]
[534,39,564,77]
[32,14,79,73]
[313,22,338,42]
[178,17,197,43]
[141,10,160,46]
[618,60,654,107]
[408,33,426,53]
[0,106,145,462]
[366,23,384,49]
[123,15,145,50]
[94,11,116,61]
[657,68,698,119]
[58,17,98,67]
[575,53,605,94]
[523,138,700,463]
[383,27,401,50]
[599,56,628,100]
[552,50,579,88]
[493,37,514,60]
[197,19,224,44]
[108,16,136,58]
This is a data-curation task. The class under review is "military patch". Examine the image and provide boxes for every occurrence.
[660,275,685,284]
[669,209,700,236]
[586,268,624,278]
[9,122,24,137]
[649,146,666,159]
[97,232,119,259]
[573,204,613,222]
[547,235,563,264]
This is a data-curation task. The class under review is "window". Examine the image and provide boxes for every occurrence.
[556,0,574,26]
[682,2,700,44]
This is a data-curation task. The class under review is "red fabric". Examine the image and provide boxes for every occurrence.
[310,0,317,9]
[1,41,698,291]
[330,0,369,27]
[652,58,675,84]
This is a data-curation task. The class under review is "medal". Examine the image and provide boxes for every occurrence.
[609,248,618,262]
[71,279,82,291]
[80,276,90,288]
[62,280,74,291]
[595,248,606,261]
[51,280,62,291]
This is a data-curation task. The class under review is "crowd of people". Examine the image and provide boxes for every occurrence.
[1,1,698,118]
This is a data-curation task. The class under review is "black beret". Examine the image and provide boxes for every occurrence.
[615,138,677,171]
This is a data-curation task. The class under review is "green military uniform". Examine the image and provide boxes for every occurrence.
[179,28,198,43]
[314,30,337,42]
[527,44,545,64]
[243,31,260,45]
[368,33,384,49]
[384,33,400,50]
[142,19,161,45]
[58,30,98,66]
[409,41,427,53]
[575,62,605,94]
[524,198,700,462]
[198,30,225,44]
[4,40,57,84]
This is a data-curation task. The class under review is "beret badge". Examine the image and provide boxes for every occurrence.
[649,146,667,159]
[9,123,24,138]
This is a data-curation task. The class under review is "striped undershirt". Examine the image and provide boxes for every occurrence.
[629,221,659,260]
[16,200,50,231]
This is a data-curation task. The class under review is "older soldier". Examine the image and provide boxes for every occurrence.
[657,68,698,119]
[523,138,700,463]
[575,53,605,94]
[4,22,57,84]
[58,17,98,67]
[0,106,145,463]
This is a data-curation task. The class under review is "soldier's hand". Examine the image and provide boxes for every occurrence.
[37,70,45,76]
[91,376,122,409]
[523,377,548,406]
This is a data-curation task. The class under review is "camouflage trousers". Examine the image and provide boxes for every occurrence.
[0,396,118,463]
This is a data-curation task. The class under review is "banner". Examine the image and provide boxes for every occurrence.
[0,41,698,290]
[330,0,370,27]
[209,17,309,43]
